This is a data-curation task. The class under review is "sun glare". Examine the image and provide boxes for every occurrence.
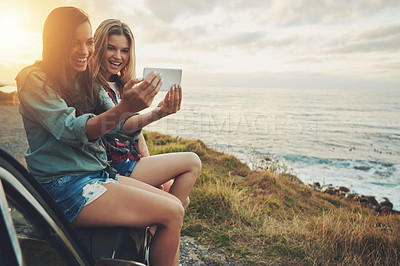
[0,15,28,50]
[0,4,43,83]
[0,13,41,61]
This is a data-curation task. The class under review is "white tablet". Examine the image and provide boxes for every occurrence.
[143,67,182,91]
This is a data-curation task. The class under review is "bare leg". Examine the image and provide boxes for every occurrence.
[119,176,182,264]
[72,176,183,266]
[131,152,201,209]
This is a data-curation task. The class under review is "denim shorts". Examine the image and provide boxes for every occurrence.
[112,159,138,177]
[41,170,118,222]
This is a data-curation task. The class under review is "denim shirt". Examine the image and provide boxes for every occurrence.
[16,65,139,183]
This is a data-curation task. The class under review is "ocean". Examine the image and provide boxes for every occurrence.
[2,84,399,209]
[146,86,400,209]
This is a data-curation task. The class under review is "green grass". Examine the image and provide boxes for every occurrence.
[145,131,400,265]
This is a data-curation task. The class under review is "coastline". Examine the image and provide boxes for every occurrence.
[1,103,399,264]
[2,86,400,210]
[0,103,398,213]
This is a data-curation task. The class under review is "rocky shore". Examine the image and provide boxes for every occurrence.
[309,182,400,216]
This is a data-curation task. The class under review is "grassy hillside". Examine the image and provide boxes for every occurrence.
[144,131,400,265]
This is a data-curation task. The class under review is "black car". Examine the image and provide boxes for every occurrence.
[0,149,151,266]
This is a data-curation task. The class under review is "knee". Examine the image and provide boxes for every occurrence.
[187,152,201,175]
[166,201,185,229]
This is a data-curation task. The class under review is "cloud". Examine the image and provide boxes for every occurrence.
[333,36,400,53]
[140,56,196,67]
[228,0,400,25]
[224,32,265,46]
[144,0,395,24]
[284,57,327,64]
[3,0,399,88]
[326,20,400,53]
[137,0,400,27]
[144,0,219,22]
[362,20,400,40]
[129,0,400,55]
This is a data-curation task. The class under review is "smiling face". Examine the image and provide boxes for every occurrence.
[102,34,130,81]
[68,22,94,76]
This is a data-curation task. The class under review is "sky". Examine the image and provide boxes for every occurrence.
[0,0,399,90]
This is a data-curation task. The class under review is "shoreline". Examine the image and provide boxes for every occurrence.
[143,130,400,212]
[0,103,398,213]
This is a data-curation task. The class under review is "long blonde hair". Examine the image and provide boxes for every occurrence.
[92,19,136,95]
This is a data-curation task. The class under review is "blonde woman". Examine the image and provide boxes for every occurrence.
[92,19,200,209]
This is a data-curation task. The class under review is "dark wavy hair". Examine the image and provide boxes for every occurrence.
[39,6,99,115]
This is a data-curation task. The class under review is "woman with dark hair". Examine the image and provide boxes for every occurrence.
[92,19,200,208]
[16,7,190,266]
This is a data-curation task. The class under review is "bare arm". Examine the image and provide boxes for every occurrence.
[137,133,150,157]
[123,84,182,133]
[86,73,162,140]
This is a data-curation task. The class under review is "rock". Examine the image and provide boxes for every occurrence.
[311,182,321,190]
[323,186,337,195]
[354,166,370,171]
[360,196,370,204]
[352,194,361,201]
[337,186,350,193]
[264,157,272,162]
[308,179,400,214]
[365,196,379,207]
[345,193,357,199]
[380,197,393,208]
[360,195,379,207]
[378,205,393,216]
